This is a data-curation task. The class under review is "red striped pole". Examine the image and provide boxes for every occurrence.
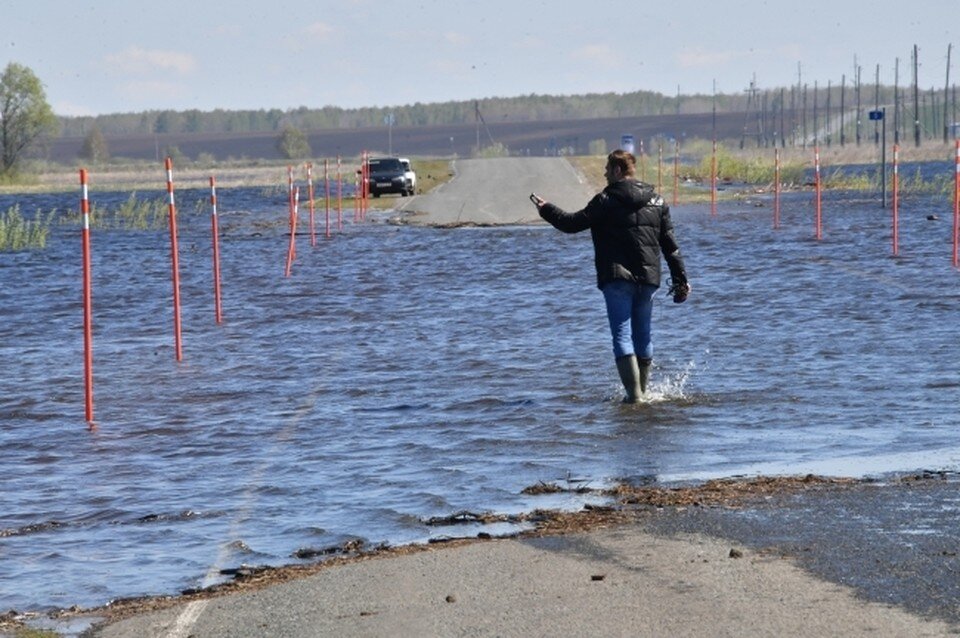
[307,163,317,247]
[358,152,365,222]
[80,169,95,428]
[337,155,344,231]
[287,166,296,263]
[892,144,900,257]
[953,139,959,268]
[324,158,331,239]
[210,176,223,324]
[774,148,781,230]
[165,157,184,362]
[357,152,364,223]
[814,146,822,240]
[363,151,370,221]
[285,186,299,277]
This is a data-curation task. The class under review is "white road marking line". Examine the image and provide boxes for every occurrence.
[164,389,323,638]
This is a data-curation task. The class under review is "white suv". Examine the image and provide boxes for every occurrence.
[399,158,417,195]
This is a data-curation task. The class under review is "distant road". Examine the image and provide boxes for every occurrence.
[397,157,595,226]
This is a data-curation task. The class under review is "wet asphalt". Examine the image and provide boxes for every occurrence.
[639,473,960,629]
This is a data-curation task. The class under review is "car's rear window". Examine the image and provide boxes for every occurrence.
[369,159,402,170]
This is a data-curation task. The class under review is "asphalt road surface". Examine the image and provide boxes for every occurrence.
[87,478,960,637]
[397,157,595,226]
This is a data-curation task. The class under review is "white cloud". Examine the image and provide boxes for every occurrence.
[104,47,197,75]
[214,24,244,38]
[443,31,470,46]
[675,47,744,69]
[304,21,335,38]
[571,44,620,68]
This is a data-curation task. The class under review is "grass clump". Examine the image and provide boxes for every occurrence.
[0,205,51,251]
[695,146,805,186]
[89,192,169,230]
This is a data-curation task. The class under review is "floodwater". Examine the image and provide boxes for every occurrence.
[2,180,960,613]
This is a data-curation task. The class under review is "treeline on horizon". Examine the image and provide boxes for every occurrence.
[58,82,950,139]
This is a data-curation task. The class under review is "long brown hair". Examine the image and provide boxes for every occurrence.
[607,149,637,177]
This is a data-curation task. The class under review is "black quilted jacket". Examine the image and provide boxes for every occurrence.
[538,179,687,290]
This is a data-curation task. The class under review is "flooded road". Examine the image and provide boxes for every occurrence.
[2,179,960,613]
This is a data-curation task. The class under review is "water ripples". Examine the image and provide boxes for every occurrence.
[2,186,960,611]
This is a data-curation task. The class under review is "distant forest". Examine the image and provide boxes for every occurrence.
[58,90,708,137]
[59,82,956,140]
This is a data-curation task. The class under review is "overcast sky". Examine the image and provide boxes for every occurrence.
[4,0,957,117]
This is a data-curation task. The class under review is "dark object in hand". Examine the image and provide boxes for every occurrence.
[669,281,690,304]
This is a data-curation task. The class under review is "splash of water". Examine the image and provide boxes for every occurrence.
[644,359,696,403]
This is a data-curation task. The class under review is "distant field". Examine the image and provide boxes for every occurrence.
[15,109,955,194]
[49,112,759,164]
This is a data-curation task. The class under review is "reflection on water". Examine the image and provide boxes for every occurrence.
[1,185,959,612]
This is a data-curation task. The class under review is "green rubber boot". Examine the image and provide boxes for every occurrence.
[639,358,652,394]
[615,355,642,404]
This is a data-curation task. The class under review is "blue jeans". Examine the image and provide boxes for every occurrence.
[601,280,656,360]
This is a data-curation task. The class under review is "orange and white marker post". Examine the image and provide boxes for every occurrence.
[892,144,900,257]
[358,151,366,223]
[165,157,184,362]
[307,163,317,247]
[210,176,223,323]
[285,186,300,277]
[337,155,343,231]
[324,158,331,239]
[363,151,370,221]
[814,147,823,240]
[80,169,95,427]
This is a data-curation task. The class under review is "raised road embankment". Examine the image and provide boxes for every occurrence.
[397,156,595,226]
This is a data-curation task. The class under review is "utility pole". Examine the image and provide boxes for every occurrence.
[914,44,921,147]
[802,83,808,148]
[945,44,952,143]
[813,81,819,146]
[741,73,762,149]
[780,87,786,148]
[798,63,806,147]
[894,58,901,145]
[840,74,846,146]
[712,79,717,142]
[826,80,832,146]
[475,101,480,154]
[856,63,862,146]
[875,64,881,145]
[790,85,797,146]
